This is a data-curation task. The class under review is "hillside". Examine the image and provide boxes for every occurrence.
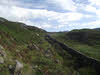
[51,29,100,60]
[94,28,100,31]
[0,17,99,75]
[0,17,68,75]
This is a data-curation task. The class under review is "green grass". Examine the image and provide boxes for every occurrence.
[51,29,100,60]
[0,18,69,75]
[0,18,99,75]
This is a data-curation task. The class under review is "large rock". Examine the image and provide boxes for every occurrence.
[0,45,6,64]
[0,45,6,58]
[14,60,23,75]
[0,57,4,64]
[0,45,4,50]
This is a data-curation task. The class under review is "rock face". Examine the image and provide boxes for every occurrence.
[14,60,23,75]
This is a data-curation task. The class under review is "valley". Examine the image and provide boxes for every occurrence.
[0,17,100,75]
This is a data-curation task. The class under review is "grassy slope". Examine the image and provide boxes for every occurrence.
[51,29,100,60]
[0,18,98,75]
[0,19,70,75]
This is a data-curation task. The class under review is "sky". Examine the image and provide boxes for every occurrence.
[0,0,100,32]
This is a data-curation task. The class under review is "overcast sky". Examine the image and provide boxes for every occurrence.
[0,0,100,31]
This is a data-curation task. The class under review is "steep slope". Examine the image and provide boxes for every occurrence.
[0,18,70,75]
[0,17,99,75]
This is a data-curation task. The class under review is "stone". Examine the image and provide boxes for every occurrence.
[0,57,4,64]
[16,50,20,53]
[9,64,15,74]
[0,45,6,58]
[32,65,38,69]
[9,65,13,69]
[33,44,40,50]
[36,33,39,36]
[0,45,4,50]
[14,60,23,75]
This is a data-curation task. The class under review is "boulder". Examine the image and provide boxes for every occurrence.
[9,65,15,74]
[32,65,38,69]
[0,57,4,64]
[9,65,13,69]
[36,33,39,36]
[0,45,4,50]
[0,45,6,58]
[14,60,23,75]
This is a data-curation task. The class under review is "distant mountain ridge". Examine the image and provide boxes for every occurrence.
[94,28,100,30]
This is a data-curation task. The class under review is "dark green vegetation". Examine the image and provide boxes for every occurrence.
[0,18,68,75]
[51,29,100,60]
[94,28,100,31]
[0,17,100,75]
